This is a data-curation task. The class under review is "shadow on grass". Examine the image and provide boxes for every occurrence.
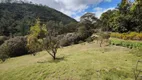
[37,56,67,63]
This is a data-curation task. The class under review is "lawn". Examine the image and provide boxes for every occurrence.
[0,42,141,80]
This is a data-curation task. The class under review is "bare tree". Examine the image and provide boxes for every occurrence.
[43,21,63,60]
[92,30,110,47]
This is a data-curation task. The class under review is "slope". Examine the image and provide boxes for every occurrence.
[0,2,77,36]
[0,42,140,80]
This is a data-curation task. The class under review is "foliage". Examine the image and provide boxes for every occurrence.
[80,12,99,25]
[43,21,62,60]
[27,19,46,54]
[0,36,28,61]
[110,38,142,48]
[85,37,94,43]
[0,2,77,36]
[93,31,111,47]
[61,22,78,34]
[60,33,79,46]
[59,20,96,46]
[111,32,142,40]
[97,32,111,40]
[77,23,92,40]
[100,0,142,32]
[27,35,43,54]
[0,36,9,45]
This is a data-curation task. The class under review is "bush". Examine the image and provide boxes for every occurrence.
[0,43,10,62]
[0,36,28,61]
[85,37,94,43]
[111,32,142,40]
[27,35,43,54]
[59,30,93,46]
[0,36,9,45]
[60,33,79,46]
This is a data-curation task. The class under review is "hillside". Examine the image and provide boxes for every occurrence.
[0,42,140,80]
[0,2,77,36]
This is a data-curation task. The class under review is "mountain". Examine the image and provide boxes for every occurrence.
[0,2,77,36]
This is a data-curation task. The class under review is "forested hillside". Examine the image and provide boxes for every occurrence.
[0,2,77,36]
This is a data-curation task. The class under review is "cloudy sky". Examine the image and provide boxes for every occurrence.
[26,0,125,21]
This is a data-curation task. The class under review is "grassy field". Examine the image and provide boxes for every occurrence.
[0,41,141,80]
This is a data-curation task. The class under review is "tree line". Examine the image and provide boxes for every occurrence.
[100,0,142,32]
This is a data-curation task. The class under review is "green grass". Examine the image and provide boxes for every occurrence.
[110,38,142,48]
[0,42,141,80]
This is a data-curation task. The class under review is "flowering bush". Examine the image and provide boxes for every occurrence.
[111,32,142,40]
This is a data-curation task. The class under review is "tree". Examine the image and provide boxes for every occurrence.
[100,10,118,31]
[27,19,46,54]
[118,0,130,14]
[78,13,98,39]
[131,0,142,32]
[43,21,62,60]
[100,0,136,32]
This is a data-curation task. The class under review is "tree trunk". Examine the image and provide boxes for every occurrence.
[52,48,57,60]
[100,40,103,47]
[53,54,56,60]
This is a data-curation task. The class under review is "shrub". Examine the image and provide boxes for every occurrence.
[85,37,93,43]
[0,36,9,45]
[0,43,9,62]
[60,33,79,46]
[0,36,28,61]
[26,19,46,55]
[128,32,138,40]
[111,32,142,40]
[135,33,142,40]
[27,35,43,54]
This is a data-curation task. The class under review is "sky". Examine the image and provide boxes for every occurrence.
[25,0,123,21]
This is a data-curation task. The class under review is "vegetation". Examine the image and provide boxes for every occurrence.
[0,0,142,79]
[0,42,140,80]
[111,32,142,40]
[43,21,63,60]
[110,38,142,48]
[131,48,142,57]
[27,19,46,54]
[97,32,111,47]
[0,1,77,36]
[0,36,9,45]
[0,36,28,61]
[100,0,142,32]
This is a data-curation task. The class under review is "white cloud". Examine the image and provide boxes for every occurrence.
[105,0,112,2]
[94,7,115,18]
[25,0,112,18]
[74,16,80,21]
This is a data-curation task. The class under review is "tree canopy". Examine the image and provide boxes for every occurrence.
[100,0,142,32]
[0,2,77,36]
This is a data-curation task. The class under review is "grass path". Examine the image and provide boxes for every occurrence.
[0,42,141,80]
